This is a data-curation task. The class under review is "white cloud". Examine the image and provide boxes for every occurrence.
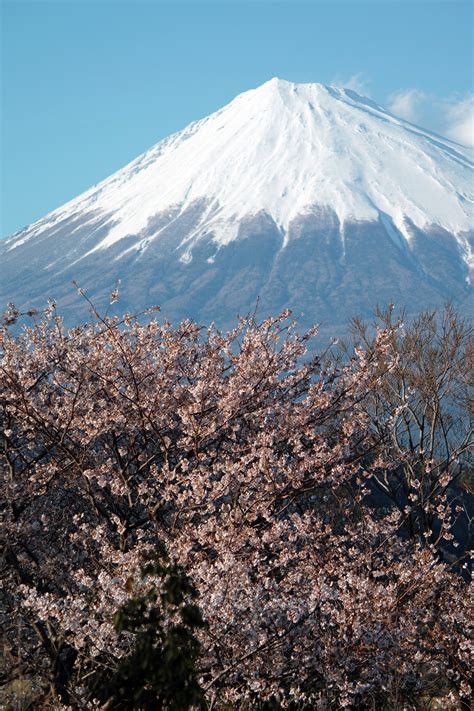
[330,72,473,147]
[387,89,427,123]
[443,97,474,146]
[332,72,371,97]
[388,88,474,147]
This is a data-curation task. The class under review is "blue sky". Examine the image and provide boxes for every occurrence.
[1,0,473,237]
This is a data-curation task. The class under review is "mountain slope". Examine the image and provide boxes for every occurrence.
[2,78,473,332]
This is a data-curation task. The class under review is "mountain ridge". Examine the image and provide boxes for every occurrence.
[2,78,473,332]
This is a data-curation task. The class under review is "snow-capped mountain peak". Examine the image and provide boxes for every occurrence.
[2,78,473,335]
[6,77,473,267]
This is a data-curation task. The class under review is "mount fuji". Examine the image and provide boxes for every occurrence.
[2,78,473,332]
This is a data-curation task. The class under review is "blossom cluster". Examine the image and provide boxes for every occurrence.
[1,301,471,708]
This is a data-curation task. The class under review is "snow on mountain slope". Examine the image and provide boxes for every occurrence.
[5,78,473,269]
[2,78,473,334]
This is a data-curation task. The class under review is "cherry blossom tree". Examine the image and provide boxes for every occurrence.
[1,294,471,709]
[349,304,473,559]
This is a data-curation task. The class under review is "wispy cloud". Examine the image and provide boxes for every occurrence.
[388,88,474,146]
[387,89,427,123]
[443,96,474,146]
[330,72,473,147]
[332,72,371,96]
